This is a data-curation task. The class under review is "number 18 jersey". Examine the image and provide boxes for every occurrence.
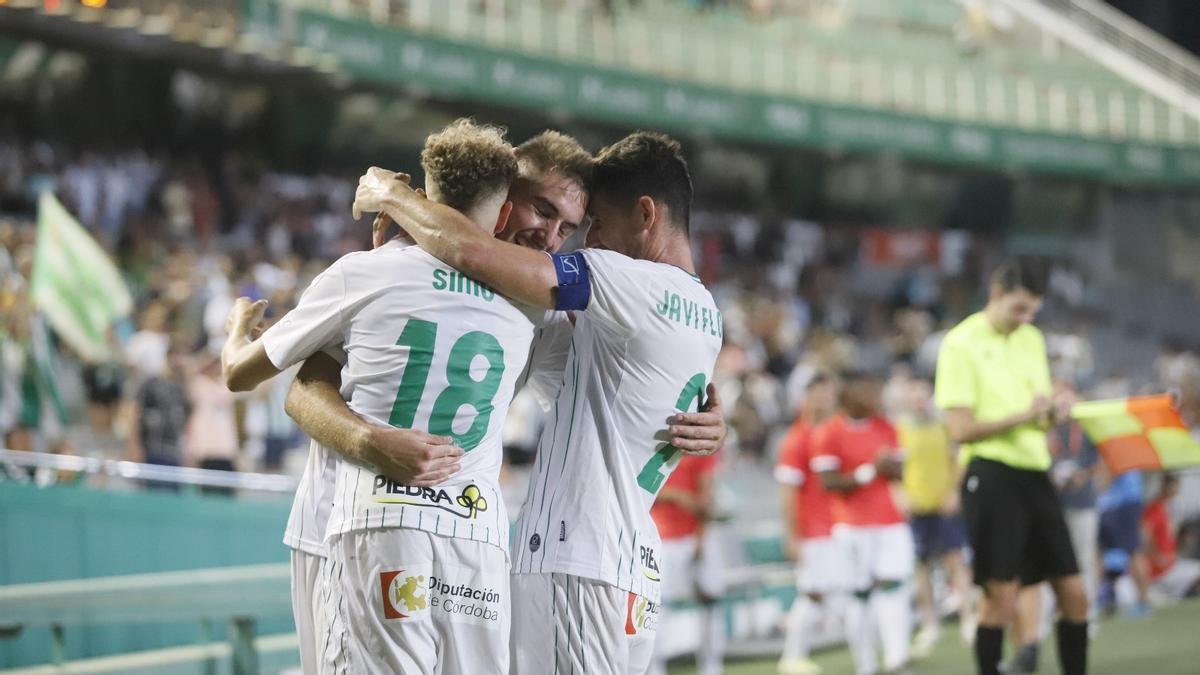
[267,240,537,556]
[511,249,723,601]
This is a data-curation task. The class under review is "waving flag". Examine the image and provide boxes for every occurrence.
[30,191,133,363]
[1071,394,1200,476]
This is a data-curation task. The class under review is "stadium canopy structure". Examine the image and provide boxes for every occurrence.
[3,0,1200,185]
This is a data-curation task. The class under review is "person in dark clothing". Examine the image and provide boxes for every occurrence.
[127,346,190,492]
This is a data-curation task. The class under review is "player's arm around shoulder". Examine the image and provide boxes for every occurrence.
[360,168,560,309]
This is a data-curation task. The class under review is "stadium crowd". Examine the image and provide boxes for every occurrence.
[2,135,1200,671]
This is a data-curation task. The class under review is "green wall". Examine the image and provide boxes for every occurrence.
[0,483,294,668]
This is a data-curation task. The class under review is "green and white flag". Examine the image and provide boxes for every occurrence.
[30,191,133,363]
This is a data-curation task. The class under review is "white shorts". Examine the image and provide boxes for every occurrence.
[323,529,509,675]
[795,535,851,595]
[660,532,724,602]
[511,573,657,675]
[1153,559,1200,600]
[835,523,916,590]
[290,549,325,675]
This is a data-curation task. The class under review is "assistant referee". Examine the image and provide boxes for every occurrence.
[934,259,1088,675]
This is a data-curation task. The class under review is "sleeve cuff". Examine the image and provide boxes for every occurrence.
[260,331,290,371]
[774,465,805,486]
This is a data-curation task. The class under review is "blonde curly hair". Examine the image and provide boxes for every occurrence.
[421,119,518,214]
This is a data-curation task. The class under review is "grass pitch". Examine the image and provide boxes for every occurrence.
[668,599,1200,675]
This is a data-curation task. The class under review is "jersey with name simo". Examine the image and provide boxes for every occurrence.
[268,241,537,555]
[512,249,723,601]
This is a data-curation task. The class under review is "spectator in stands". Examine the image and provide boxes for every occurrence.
[185,352,241,495]
[899,375,973,658]
[127,341,191,491]
[1141,473,1200,601]
[250,369,298,473]
[124,301,171,385]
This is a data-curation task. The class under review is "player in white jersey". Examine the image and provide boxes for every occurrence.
[222,119,534,674]
[267,130,727,674]
[269,130,595,673]
[354,131,724,674]
[229,278,466,674]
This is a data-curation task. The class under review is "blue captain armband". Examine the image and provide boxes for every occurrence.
[550,251,592,311]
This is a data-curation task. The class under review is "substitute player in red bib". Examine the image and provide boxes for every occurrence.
[775,373,843,675]
[650,452,723,675]
[813,371,913,675]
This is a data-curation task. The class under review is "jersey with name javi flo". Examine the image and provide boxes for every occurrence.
[512,249,723,602]
[273,240,537,554]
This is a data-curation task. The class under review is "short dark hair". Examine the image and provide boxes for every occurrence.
[592,131,693,233]
[515,131,593,193]
[990,258,1048,297]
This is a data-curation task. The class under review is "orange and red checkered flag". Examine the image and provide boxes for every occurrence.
[1071,394,1200,476]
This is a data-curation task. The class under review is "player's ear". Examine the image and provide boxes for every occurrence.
[494,201,514,236]
[637,195,656,232]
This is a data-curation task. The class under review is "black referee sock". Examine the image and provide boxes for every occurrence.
[975,625,1004,675]
[1056,620,1088,675]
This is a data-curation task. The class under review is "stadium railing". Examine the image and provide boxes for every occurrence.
[0,449,297,494]
[0,564,295,675]
[996,0,1200,130]
[1035,0,1200,100]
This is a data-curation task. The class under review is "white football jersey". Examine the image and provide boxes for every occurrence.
[264,314,348,557]
[265,240,537,556]
[516,310,574,412]
[511,249,723,601]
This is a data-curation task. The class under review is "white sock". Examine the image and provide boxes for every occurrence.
[845,594,878,675]
[873,581,913,671]
[781,595,817,661]
[698,604,724,675]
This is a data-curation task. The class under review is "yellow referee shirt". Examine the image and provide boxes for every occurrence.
[934,312,1053,471]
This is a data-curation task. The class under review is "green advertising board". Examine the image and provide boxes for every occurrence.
[242,1,1200,185]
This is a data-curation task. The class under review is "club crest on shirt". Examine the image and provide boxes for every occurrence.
[624,592,659,635]
[371,478,489,520]
[380,569,429,620]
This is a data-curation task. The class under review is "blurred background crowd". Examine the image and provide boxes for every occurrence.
[3,134,1200,482]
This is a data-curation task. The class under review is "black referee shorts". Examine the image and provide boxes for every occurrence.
[962,457,1080,587]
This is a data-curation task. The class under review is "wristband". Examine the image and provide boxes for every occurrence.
[853,464,877,486]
